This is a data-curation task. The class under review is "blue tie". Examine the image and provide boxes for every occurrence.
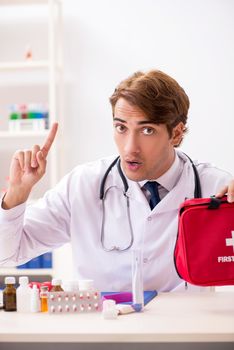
[144,181,161,210]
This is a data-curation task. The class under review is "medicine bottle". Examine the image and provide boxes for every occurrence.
[78,279,94,291]
[51,279,64,292]
[3,277,17,311]
[40,285,49,312]
[63,280,79,292]
[16,276,31,313]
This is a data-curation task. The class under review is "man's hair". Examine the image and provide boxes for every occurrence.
[109,70,189,146]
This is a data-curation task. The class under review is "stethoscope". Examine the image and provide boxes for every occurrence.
[99,154,202,252]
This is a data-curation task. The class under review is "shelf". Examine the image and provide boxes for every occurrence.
[0,0,63,279]
[0,60,49,71]
[0,130,48,138]
[0,0,50,5]
[0,267,53,276]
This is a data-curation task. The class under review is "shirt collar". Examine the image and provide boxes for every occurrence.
[138,151,183,192]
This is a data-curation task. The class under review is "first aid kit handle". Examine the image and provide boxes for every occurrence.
[208,196,222,209]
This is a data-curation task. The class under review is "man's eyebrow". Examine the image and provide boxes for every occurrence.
[137,120,159,125]
[113,118,127,123]
[113,117,159,125]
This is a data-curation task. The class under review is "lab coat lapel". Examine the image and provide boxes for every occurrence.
[103,154,197,214]
[125,156,196,214]
[105,161,150,206]
[152,159,195,214]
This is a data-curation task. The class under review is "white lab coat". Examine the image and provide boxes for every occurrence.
[0,150,232,292]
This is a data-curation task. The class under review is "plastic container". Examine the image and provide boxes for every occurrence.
[78,279,94,291]
[102,299,118,319]
[3,277,16,311]
[62,280,79,292]
[16,276,31,313]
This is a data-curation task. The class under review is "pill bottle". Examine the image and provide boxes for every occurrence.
[51,279,64,292]
[62,280,79,292]
[40,285,49,312]
[78,279,94,291]
[16,276,31,313]
[3,277,17,311]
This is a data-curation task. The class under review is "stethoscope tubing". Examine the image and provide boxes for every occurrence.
[99,153,202,252]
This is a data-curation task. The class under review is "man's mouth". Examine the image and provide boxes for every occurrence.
[125,160,142,171]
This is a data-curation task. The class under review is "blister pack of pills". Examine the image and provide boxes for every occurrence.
[47,290,101,314]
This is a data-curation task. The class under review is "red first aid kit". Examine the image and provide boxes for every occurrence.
[174,196,234,286]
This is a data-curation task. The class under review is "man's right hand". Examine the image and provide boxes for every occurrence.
[2,123,58,209]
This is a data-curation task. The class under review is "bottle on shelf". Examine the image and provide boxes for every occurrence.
[3,277,17,312]
[8,103,48,132]
[24,44,33,61]
[16,276,31,313]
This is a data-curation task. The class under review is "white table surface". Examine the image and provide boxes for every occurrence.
[0,291,233,343]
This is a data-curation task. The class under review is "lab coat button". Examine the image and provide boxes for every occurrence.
[147,216,152,221]
[143,258,148,263]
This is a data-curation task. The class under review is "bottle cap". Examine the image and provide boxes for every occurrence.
[62,280,79,292]
[5,276,16,285]
[51,278,62,286]
[19,276,29,285]
[40,285,49,291]
[40,285,49,296]
[78,279,94,291]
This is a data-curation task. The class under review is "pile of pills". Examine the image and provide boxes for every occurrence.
[47,290,101,314]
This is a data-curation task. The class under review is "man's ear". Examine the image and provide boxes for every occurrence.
[171,122,185,146]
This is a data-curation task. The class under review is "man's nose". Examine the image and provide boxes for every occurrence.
[124,134,140,154]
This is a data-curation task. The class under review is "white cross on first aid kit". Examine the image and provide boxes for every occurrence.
[226,231,234,252]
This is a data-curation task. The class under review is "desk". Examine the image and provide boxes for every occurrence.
[0,292,233,350]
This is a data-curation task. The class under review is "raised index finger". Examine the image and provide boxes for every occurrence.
[41,122,59,158]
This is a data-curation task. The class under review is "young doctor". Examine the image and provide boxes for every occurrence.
[0,70,233,292]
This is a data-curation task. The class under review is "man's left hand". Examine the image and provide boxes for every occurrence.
[216,179,234,202]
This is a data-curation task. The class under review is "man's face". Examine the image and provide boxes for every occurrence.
[113,98,183,181]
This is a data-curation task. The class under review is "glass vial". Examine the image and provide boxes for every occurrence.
[40,285,49,312]
[78,279,94,291]
[3,277,17,311]
[51,278,64,292]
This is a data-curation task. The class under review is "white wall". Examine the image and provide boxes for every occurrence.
[61,0,234,175]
